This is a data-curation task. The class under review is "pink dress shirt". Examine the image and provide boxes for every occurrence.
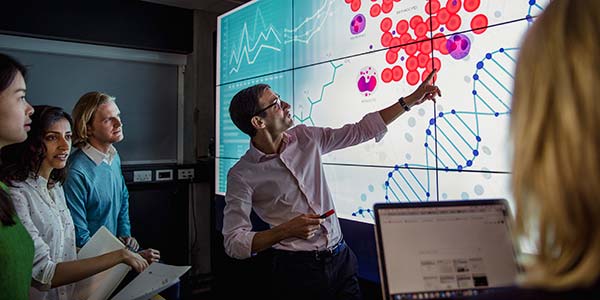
[223,111,388,259]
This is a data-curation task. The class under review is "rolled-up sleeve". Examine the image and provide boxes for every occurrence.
[310,111,388,155]
[222,171,256,259]
[10,190,56,290]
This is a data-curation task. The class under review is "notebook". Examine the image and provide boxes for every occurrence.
[72,226,190,300]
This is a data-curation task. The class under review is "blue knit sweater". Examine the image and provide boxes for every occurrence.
[63,149,131,247]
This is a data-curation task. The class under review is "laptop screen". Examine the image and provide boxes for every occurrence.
[375,200,518,300]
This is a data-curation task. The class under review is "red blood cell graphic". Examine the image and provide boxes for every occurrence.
[351,0,361,12]
[439,41,449,54]
[381,32,393,47]
[396,20,409,34]
[433,57,441,71]
[420,40,432,54]
[406,56,418,71]
[426,16,440,31]
[446,14,462,31]
[429,0,441,14]
[426,58,434,72]
[405,42,418,55]
[464,0,480,12]
[410,16,423,29]
[407,70,420,85]
[370,4,381,17]
[382,68,393,83]
[421,69,436,82]
[432,33,445,50]
[437,8,450,24]
[392,65,403,81]
[386,50,398,64]
[347,0,491,86]
[389,37,401,50]
[471,14,488,34]
[400,33,411,44]
[446,0,461,14]
[414,22,428,37]
[382,2,393,13]
[380,17,392,32]
[418,53,430,68]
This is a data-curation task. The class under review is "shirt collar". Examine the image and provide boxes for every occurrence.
[248,132,291,163]
[82,143,117,166]
[25,174,49,190]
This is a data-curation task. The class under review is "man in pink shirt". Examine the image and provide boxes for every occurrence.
[224,70,441,299]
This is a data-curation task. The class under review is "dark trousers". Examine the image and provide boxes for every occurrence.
[271,241,362,300]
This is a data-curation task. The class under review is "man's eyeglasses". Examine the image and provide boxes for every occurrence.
[253,95,282,117]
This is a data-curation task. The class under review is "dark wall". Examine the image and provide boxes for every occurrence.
[127,182,189,266]
[0,0,193,53]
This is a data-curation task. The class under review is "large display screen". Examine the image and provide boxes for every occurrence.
[216,0,548,223]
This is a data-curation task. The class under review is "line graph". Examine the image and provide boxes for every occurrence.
[226,8,284,75]
[284,0,335,44]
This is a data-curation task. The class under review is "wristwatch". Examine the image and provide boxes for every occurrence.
[398,96,410,112]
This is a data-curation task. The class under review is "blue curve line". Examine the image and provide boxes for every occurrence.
[294,61,343,126]
[352,48,519,219]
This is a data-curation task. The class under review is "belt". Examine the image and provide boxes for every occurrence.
[273,239,346,261]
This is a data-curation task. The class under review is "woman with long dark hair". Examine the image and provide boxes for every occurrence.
[0,52,35,299]
[0,105,149,300]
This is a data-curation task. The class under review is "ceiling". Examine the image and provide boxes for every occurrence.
[142,0,251,14]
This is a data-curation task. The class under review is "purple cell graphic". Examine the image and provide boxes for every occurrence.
[357,66,377,96]
[350,14,366,35]
[446,33,471,60]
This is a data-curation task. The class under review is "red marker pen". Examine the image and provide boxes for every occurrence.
[319,209,335,219]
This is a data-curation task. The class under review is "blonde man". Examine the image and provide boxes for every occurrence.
[64,92,159,263]
[474,0,600,299]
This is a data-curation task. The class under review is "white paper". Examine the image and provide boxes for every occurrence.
[111,263,191,300]
[74,226,131,300]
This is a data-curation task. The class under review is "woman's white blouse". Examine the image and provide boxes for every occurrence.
[10,176,77,300]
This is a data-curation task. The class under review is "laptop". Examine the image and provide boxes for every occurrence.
[374,199,519,300]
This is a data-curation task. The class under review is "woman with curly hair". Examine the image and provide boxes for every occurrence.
[0,105,149,300]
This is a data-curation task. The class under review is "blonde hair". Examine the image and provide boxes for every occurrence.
[511,0,600,289]
[71,91,116,148]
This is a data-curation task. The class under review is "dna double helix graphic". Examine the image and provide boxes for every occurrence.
[352,47,518,218]
[352,1,547,219]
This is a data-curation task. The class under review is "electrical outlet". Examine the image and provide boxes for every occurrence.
[178,168,194,180]
[155,169,173,181]
[133,170,152,182]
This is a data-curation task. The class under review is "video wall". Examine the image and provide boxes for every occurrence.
[216,0,548,223]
